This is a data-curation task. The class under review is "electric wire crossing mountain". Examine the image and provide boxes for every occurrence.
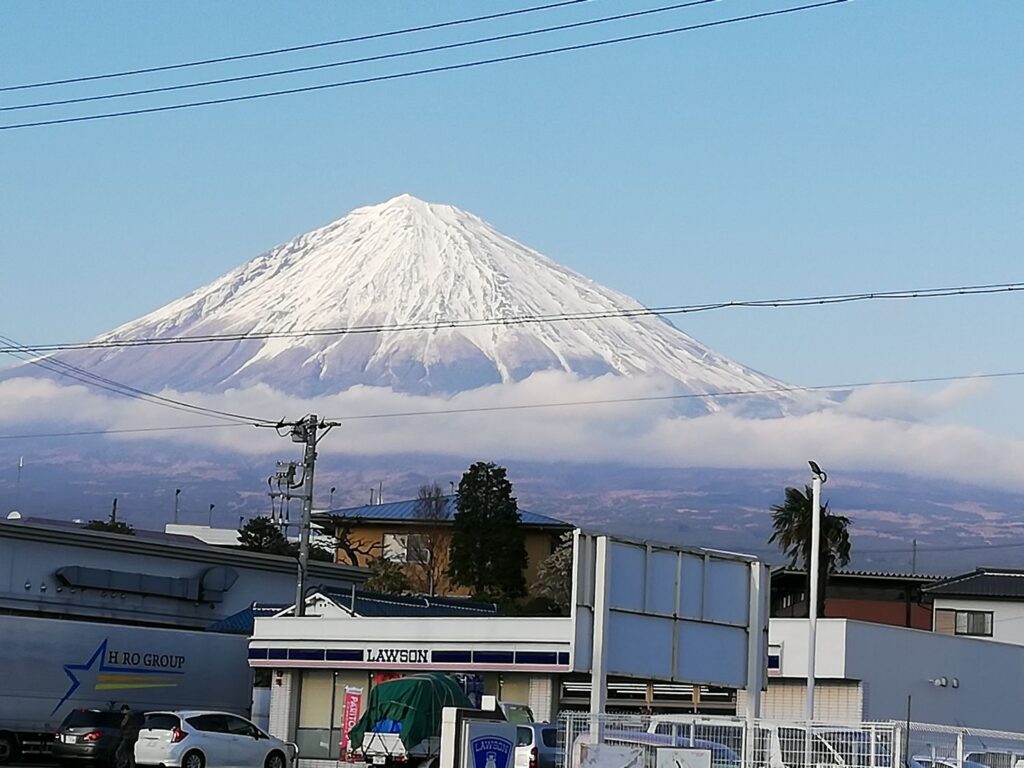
[37,195,801,415]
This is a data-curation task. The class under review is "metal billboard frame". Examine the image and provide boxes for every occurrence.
[570,529,769,721]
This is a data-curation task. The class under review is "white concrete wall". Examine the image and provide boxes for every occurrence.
[268,670,297,741]
[932,597,1024,644]
[768,618,849,678]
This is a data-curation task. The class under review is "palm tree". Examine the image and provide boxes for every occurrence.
[769,485,852,617]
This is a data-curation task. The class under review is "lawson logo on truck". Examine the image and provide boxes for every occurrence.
[53,639,187,714]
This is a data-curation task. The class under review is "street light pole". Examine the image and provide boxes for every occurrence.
[806,460,827,724]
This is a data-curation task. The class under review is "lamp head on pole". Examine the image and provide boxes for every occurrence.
[808,460,828,484]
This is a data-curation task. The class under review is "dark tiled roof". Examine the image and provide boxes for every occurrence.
[319,589,499,617]
[923,568,1024,599]
[315,496,569,528]
[207,604,287,634]
[773,566,942,583]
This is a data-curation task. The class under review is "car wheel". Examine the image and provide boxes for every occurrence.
[265,751,286,768]
[182,750,206,768]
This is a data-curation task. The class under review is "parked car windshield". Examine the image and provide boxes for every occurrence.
[61,710,122,729]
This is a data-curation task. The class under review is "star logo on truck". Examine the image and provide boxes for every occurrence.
[52,639,109,715]
[52,639,182,715]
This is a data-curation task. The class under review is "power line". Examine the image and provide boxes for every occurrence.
[3,367,1019,441]
[325,370,1024,422]
[3,279,1020,355]
[0,423,249,441]
[0,334,274,425]
[0,0,589,93]
[0,1,849,131]
[3,0,719,113]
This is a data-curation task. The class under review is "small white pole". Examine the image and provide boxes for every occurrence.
[804,461,827,768]
[806,461,826,725]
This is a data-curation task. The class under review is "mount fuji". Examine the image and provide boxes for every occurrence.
[16,195,803,415]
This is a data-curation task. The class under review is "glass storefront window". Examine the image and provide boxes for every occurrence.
[296,670,369,760]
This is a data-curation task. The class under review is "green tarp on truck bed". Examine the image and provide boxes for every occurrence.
[349,673,474,754]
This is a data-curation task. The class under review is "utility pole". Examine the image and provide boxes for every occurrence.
[264,415,338,618]
[111,497,118,524]
[173,489,181,525]
[293,415,318,616]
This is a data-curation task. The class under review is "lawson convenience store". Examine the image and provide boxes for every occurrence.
[248,590,572,760]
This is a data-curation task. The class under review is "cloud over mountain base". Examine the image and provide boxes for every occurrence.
[0,371,1018,491]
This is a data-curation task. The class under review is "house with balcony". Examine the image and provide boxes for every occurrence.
[311,496,572,596]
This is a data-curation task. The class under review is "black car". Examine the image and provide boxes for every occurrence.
[52,709,124,766]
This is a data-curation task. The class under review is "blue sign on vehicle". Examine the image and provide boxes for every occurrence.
[471,735,513,768]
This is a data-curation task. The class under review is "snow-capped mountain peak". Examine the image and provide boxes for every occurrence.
[27,195,795,412]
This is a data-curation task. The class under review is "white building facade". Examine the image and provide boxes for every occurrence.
[924,568,1024,645]
[744,617,1024,731]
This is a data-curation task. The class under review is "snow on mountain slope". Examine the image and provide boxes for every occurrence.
[25,195,801,414]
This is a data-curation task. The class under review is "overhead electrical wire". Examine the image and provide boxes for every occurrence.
[2,0,720,113]
[324,370,1024,422]
[0,0,850,131]
[0,423,249,440]
[3,280,1020,355]
[0,334,275,425]
[2,368,1023,441]
[0,0,589,93]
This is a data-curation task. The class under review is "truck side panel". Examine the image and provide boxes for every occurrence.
[0,615,251,735]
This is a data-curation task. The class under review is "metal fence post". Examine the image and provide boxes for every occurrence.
[957,730,965,768]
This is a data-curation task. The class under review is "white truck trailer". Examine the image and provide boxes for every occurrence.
[0,615,251,764]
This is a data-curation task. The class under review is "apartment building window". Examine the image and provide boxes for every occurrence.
[954,610,993,637]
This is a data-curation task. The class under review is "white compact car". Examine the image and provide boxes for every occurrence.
[135,711,297,768]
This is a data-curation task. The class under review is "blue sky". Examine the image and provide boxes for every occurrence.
[1,0,1022,436]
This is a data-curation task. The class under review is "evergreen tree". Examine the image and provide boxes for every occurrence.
[238,516,292,556]
[448,462,527,602]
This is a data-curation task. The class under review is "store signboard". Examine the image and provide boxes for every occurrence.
[571,531,768,699]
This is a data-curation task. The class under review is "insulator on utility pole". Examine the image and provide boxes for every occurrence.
[265,414,337,617]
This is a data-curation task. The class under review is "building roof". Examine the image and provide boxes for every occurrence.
[207,603,287,634]
[923,568,1024,599]
[0,517,365,581]
[772,566,942,584]
[314,496,570,529]
[213,589,499,633]
[317,589,499,618]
